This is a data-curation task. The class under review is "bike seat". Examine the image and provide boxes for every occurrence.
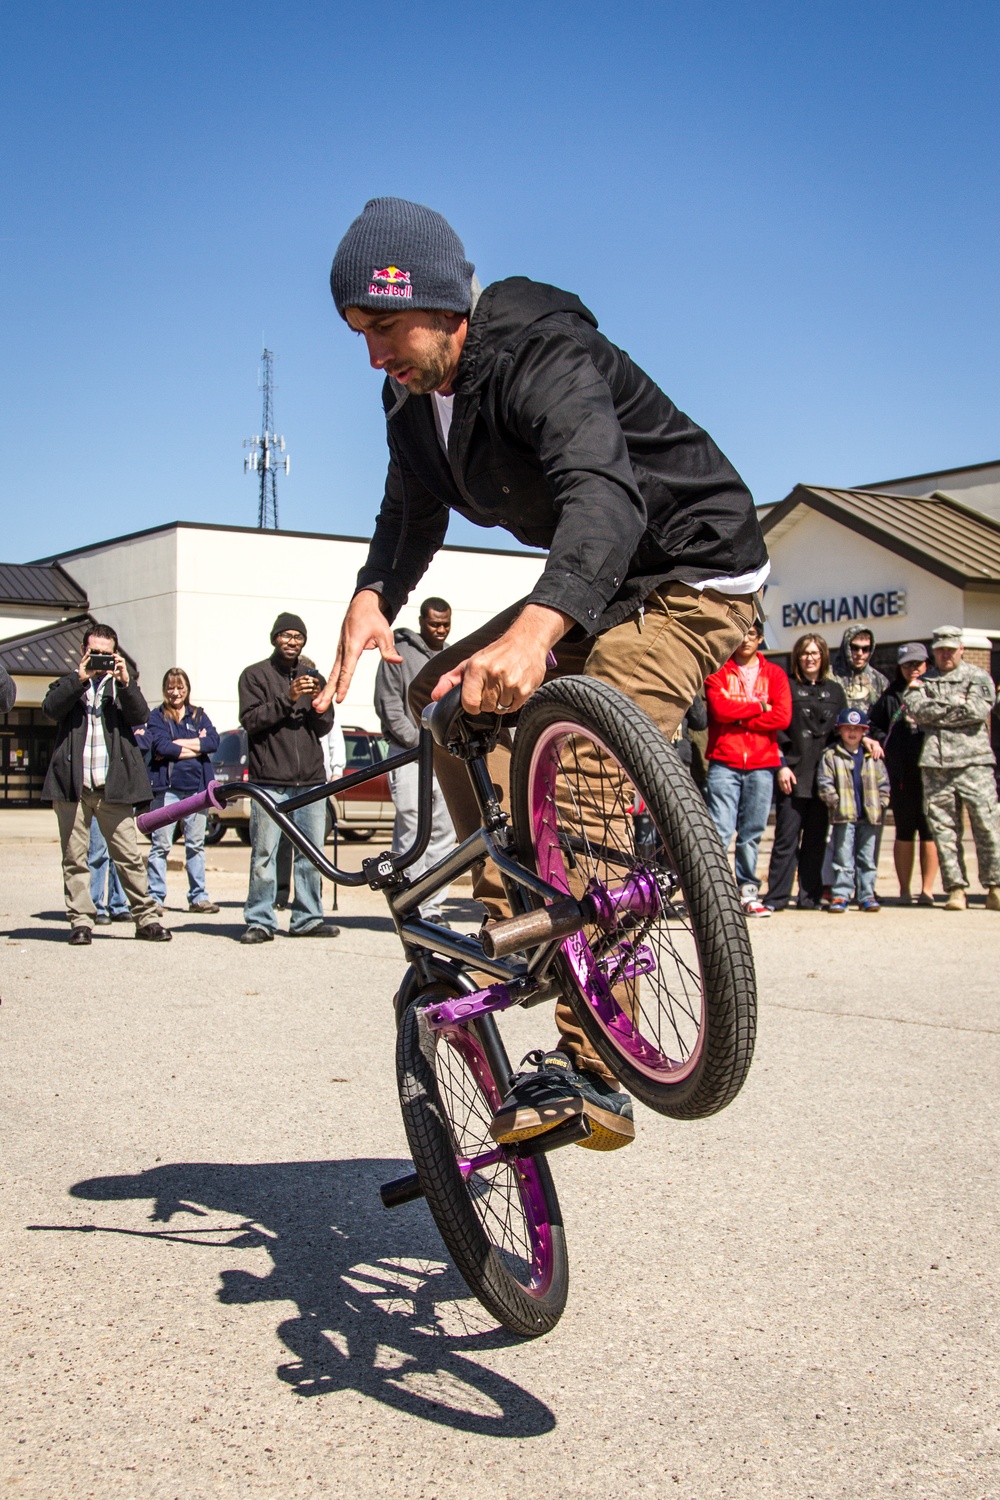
[422,683,467,747]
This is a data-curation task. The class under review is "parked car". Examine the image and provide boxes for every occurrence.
[206,726,394,844]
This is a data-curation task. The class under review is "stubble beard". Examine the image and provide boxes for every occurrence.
[396,327,455,395]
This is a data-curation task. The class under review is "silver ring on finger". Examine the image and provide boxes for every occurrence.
[497,699,514,713]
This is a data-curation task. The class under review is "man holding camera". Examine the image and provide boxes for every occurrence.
[238,612,341,943]
[42,623,170,945]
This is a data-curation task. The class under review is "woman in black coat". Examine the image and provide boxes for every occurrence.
[764,634,845,910]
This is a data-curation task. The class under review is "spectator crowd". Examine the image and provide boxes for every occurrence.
[699,619,1000,915]
[22,607,1000,942]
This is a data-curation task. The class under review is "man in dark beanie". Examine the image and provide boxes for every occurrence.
[319,196,768,1149]
[237,612,339,942]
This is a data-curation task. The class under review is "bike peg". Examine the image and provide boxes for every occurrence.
[379,1172,425,1209]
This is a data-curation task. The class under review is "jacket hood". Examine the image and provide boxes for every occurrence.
[393,626,435,656]
[833,623,878,677]
[454,277,599,394]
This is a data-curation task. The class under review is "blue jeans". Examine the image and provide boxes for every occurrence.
[704,762,775,891]
[146,791,209,906]
[244,786,327,933]
[830,820,879,902]
[89,819,129,917]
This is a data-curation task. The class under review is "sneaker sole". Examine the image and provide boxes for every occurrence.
[575,1103,636,1152]
[490,1095,583,1145]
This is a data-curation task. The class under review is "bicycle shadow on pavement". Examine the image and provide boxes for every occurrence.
[66,1158,555,1437]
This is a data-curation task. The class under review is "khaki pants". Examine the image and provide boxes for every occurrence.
[408,584,754,1079]
[54,788,160,930]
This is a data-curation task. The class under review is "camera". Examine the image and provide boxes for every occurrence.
[87,652,116,673]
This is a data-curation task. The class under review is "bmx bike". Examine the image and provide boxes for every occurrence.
[138,676,756,1338]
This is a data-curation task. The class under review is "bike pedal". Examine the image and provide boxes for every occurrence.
[514,1114,592,1157]
[379,1172,424,1209]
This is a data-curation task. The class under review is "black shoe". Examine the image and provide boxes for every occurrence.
[489,1050,635,1152]
[136,922,172,942]
[288,923,341,938]
[69,926,92,946]
[94,914,112,926]
[240,925,273,944]
[109,911,133,923]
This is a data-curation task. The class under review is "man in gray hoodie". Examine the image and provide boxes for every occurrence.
[374,597,457,920]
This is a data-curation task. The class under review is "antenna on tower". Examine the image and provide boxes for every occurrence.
[242,348,289,529]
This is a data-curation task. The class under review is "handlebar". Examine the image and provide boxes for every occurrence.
[136,780,226,835]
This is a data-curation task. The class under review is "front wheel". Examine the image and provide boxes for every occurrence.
[510,676,756,1120]
[396,988,568,1337]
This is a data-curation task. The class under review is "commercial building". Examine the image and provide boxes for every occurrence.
[761,460,1000,677]
[0,521,543,804]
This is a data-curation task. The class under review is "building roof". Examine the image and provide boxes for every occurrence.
[0,614,96,677]
[0,562,87,611]
[32,518,545,566]
[762,485,1000,590]
[858,458,1000,491]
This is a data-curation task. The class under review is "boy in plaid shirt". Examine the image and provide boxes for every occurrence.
[817,706,890,913]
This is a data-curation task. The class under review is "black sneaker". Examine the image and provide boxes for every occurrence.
[489,1050,635,1152]
[94,913,112,926]
[240,926,274,944]
[109,911,133,923]
[136,922,172,942]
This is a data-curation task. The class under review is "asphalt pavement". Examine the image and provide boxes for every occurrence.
[1,828,998,1499]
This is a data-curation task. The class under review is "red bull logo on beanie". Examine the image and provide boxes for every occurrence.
[368,265,412,299]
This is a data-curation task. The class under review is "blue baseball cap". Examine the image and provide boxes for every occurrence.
[836,706,870,728]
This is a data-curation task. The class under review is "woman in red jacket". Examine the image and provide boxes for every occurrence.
[703,622,792,916]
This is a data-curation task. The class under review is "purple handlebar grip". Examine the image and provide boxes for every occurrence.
[136,780,225,835]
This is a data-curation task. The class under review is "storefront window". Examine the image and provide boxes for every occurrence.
[0,708,57,806]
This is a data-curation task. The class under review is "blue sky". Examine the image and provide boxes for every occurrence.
[2,0,998,561]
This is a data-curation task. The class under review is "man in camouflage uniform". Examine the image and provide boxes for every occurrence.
[903,625,1000,911]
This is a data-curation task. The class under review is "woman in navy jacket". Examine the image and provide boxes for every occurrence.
[146,668,221,914]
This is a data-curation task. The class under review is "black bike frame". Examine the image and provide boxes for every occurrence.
[214,722,573,991]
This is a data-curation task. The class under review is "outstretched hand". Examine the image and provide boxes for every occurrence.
[313,590,402,711]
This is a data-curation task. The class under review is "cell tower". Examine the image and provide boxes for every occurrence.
[243,348,289,529]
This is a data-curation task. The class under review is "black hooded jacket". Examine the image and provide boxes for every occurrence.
[238,651,334,787]
[356,278,767,633]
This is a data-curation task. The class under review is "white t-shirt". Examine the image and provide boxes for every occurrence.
[431,391,455,454]
[673,560,770,596]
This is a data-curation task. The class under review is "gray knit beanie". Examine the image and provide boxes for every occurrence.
[330,197,475,318]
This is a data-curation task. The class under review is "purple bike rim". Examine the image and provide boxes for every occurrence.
[437,1024,556,1300]
[527,719,706,1085]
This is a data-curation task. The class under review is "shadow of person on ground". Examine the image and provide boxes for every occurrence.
[60,1158,555,1436]
[5,925,76,942]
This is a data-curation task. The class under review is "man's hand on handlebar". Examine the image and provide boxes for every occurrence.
[314,590,402,711]
[431,603,573,715]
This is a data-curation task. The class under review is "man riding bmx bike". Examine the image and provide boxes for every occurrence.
[315,196,769,1153]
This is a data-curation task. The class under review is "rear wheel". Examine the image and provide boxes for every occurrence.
[396,986,568,1337]
[510,676,756,1119]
